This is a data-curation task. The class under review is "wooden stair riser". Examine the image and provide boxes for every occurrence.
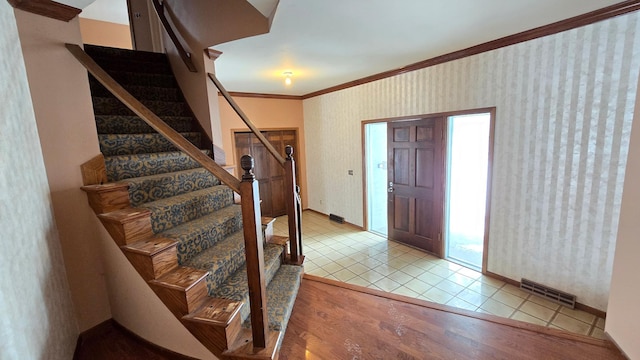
[98,208,154,246]
[149,267,209,317]
[122,238,179,281]
[81,183,130,214]
[150,283,208,317]
[183,299,244,355]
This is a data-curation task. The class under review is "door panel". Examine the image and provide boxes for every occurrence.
[271,178,286,215]
[393,196,411,232]
[234,130,299,217]
[394,149,410,185]
[394,126,410,142]
[415,148,435,189]
[388,118,444,255]
[415,198,433,238]
[259,181,272,217]
[416,125,434,142]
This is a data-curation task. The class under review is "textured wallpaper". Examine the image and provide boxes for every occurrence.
[0,3,78,359]
[303,12,640,310]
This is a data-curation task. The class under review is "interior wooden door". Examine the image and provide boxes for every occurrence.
[128,0,155,52]
[234,130,298,217]
[387,118,445,255]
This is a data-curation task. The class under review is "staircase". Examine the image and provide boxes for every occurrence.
[80,45,303,359]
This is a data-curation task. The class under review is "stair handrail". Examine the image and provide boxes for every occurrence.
[208,73,285,166]
[66,44,237,191]
[209,72,304,264]
[151,0,197,73]
[67,43,270,348]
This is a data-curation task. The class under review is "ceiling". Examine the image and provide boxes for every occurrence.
[77,0,129,25]
[69,0,623,96]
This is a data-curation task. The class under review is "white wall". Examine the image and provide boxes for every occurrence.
[606,75,640,359]
[14,8,113,331]
[303,12,640,311]
[0,3,78,358]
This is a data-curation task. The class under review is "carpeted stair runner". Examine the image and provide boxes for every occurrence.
[85,44,302,338]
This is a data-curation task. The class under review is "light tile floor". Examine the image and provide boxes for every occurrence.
[274,211,606,339]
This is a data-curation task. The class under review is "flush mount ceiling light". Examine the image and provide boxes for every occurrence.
[283,71,293,86]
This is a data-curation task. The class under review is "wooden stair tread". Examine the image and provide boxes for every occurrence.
[184,298,243,326]
[122,237,178,256]
[260,217,275,226]
[99,207,152,222]
[151,267,209,291]
[81,182,129,192]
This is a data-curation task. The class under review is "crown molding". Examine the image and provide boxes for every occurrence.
[220,91,303,101]
[7,0,81,22]
[302,0,640,99]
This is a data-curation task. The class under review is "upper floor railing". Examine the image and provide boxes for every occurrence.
[151,0,197,72]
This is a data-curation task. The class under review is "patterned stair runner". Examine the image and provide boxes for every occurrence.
[85,44,302,336]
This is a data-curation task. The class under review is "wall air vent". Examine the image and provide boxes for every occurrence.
[520,278,576,309]
[329,213,345,224]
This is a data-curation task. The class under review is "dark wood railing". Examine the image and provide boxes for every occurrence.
[209,72,304,265]
[239,155,269,346]
[207,73,285,165]
[66,44,234,190]
[66,44,269,347]
[151,0,197,73]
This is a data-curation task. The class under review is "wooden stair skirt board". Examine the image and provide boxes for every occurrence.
[77,44,303,359]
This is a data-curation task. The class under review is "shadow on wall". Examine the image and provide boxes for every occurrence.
[49,187,111,330]
[40,222,80,360]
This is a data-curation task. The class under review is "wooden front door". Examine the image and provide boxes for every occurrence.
[387,118,444,255]
[234,130,298,217]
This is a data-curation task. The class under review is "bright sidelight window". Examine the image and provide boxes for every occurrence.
[444,113,491,270]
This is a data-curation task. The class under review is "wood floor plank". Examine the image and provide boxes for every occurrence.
[279,278,624,360]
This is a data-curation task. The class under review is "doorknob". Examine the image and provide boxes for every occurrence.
[388,182,394,193]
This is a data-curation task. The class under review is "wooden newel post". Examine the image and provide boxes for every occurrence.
[284,145,303,264]
[239,155,268,349]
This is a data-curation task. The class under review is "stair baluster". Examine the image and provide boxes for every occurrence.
[284,146,303,264]
[239,155,269,348]
[208,72,304,266]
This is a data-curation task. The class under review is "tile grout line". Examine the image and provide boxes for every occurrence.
[289,213,603,339]
[587,315,599,336]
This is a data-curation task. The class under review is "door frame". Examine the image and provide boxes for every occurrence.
[361,107,495,272]
[231,127,302,217]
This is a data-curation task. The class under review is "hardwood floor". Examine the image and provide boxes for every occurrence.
[279,276,624,360]
[76,276,624,359]
[74,320,196,360]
